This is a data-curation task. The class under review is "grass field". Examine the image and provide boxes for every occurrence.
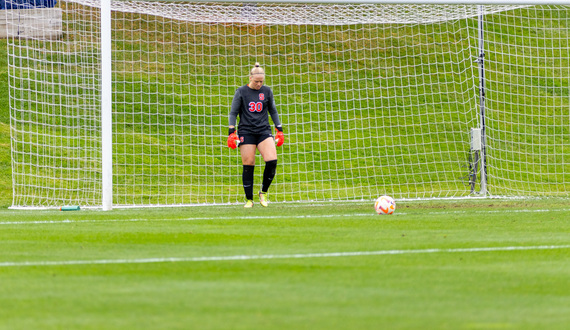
[1,8,570,329]
[1,200,569,329]
[0,39,11,208]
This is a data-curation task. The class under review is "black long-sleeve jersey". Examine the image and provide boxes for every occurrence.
[229,85,282,135]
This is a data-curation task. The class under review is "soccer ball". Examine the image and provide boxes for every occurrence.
[375,195,396,215]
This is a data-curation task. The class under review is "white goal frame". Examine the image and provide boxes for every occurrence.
[97,0,569,210]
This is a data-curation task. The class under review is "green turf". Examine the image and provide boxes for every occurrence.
[1,201,569,329]
[0,39,11,208]
[0,122,10,208]
[1,11,570,327]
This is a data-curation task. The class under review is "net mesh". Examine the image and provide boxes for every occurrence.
[7,2,570,208]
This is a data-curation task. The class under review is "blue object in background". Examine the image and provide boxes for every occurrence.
[1,0,57,10]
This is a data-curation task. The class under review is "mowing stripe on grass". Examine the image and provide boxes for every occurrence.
[2,208,570,225]
[0,213,377,225]
[1,245,569,268]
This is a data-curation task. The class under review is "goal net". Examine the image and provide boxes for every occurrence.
[7,1,570,208]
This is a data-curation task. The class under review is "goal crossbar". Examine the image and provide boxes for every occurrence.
[157,0,570,5]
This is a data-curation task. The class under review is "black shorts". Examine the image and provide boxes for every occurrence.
[239,133,274,146]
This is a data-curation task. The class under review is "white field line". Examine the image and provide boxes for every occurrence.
[1,245,569,268]
[2,208,570,226]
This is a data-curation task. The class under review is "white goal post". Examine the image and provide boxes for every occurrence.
[7,0,570,209]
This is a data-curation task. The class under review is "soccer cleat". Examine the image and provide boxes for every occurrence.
[244,200,254,208]
[258,191,268,207]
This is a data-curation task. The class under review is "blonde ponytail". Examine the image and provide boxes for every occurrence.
[250,62,265,76]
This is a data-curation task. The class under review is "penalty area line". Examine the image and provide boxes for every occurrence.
[1,245,569,268]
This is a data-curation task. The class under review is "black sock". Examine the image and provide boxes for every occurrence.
[242,165,255,200]
[261,160,277,193]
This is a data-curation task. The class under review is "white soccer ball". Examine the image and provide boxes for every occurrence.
[375,195,396,215]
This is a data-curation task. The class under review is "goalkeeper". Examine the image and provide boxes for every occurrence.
[228,62,284,208]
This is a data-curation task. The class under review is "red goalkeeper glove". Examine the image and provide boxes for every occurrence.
[275,128,284,147]
[227,128,239,149]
